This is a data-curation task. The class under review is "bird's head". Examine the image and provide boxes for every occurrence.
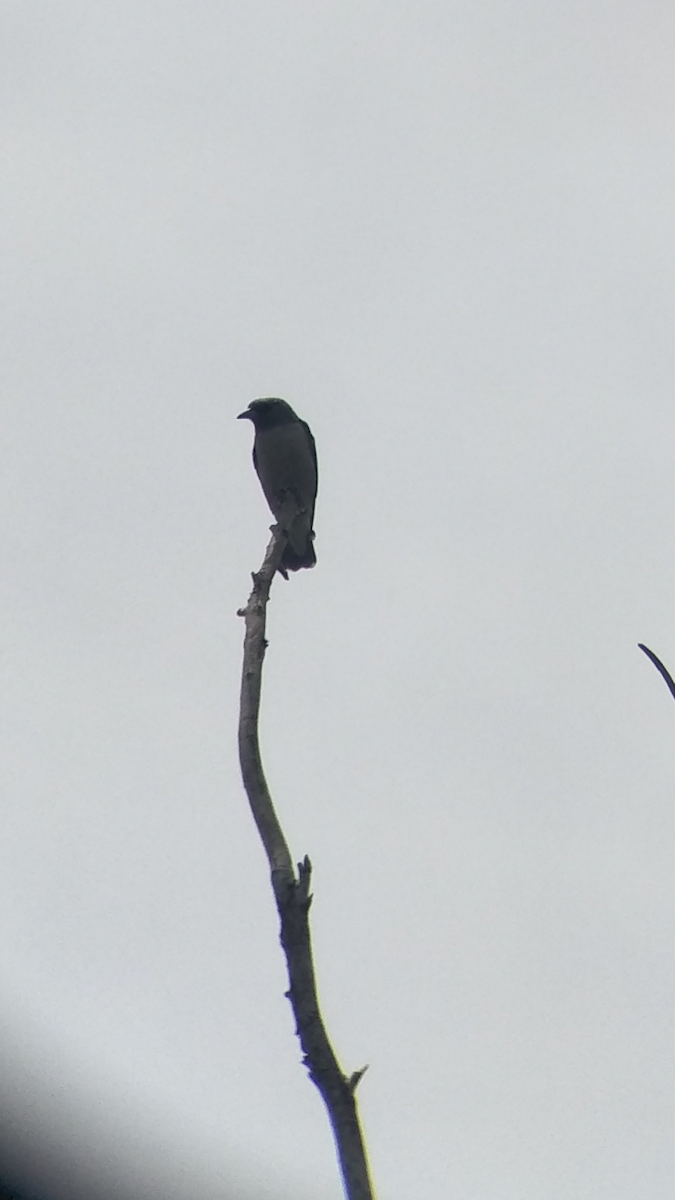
[237,398,298,429]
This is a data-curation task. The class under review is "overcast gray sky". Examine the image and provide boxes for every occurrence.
[2,2,675,1197]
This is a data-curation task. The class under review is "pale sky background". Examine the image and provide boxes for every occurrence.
[2,2,675,1198]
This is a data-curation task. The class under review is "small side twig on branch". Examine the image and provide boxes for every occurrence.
[638,643,675,705]
[237,524,375,1200]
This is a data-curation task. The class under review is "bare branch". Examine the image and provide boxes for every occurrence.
[638,643,675,705]
[237,526,294,877]
[237,530,375,1200]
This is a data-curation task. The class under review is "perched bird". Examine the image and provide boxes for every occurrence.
[237,398,318,572]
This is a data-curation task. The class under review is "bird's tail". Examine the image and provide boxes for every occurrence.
[281,539,317,571]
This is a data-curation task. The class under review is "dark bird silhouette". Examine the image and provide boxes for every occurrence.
[237,398,318,572]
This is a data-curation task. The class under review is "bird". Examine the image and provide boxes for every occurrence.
[237,398,318,573]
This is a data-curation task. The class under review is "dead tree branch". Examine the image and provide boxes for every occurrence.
[237,523,375,1200]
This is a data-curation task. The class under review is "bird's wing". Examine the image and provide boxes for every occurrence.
[299,420,318,526]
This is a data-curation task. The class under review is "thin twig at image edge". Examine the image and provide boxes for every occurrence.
[638,643,675,705]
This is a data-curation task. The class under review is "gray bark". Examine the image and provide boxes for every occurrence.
[237,524,375,1200]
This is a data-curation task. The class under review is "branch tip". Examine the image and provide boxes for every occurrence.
[347,1065,369,1093]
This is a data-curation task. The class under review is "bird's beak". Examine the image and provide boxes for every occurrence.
[237,410,252,420]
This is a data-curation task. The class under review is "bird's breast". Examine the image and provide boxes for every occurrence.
[254,422,317,500]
